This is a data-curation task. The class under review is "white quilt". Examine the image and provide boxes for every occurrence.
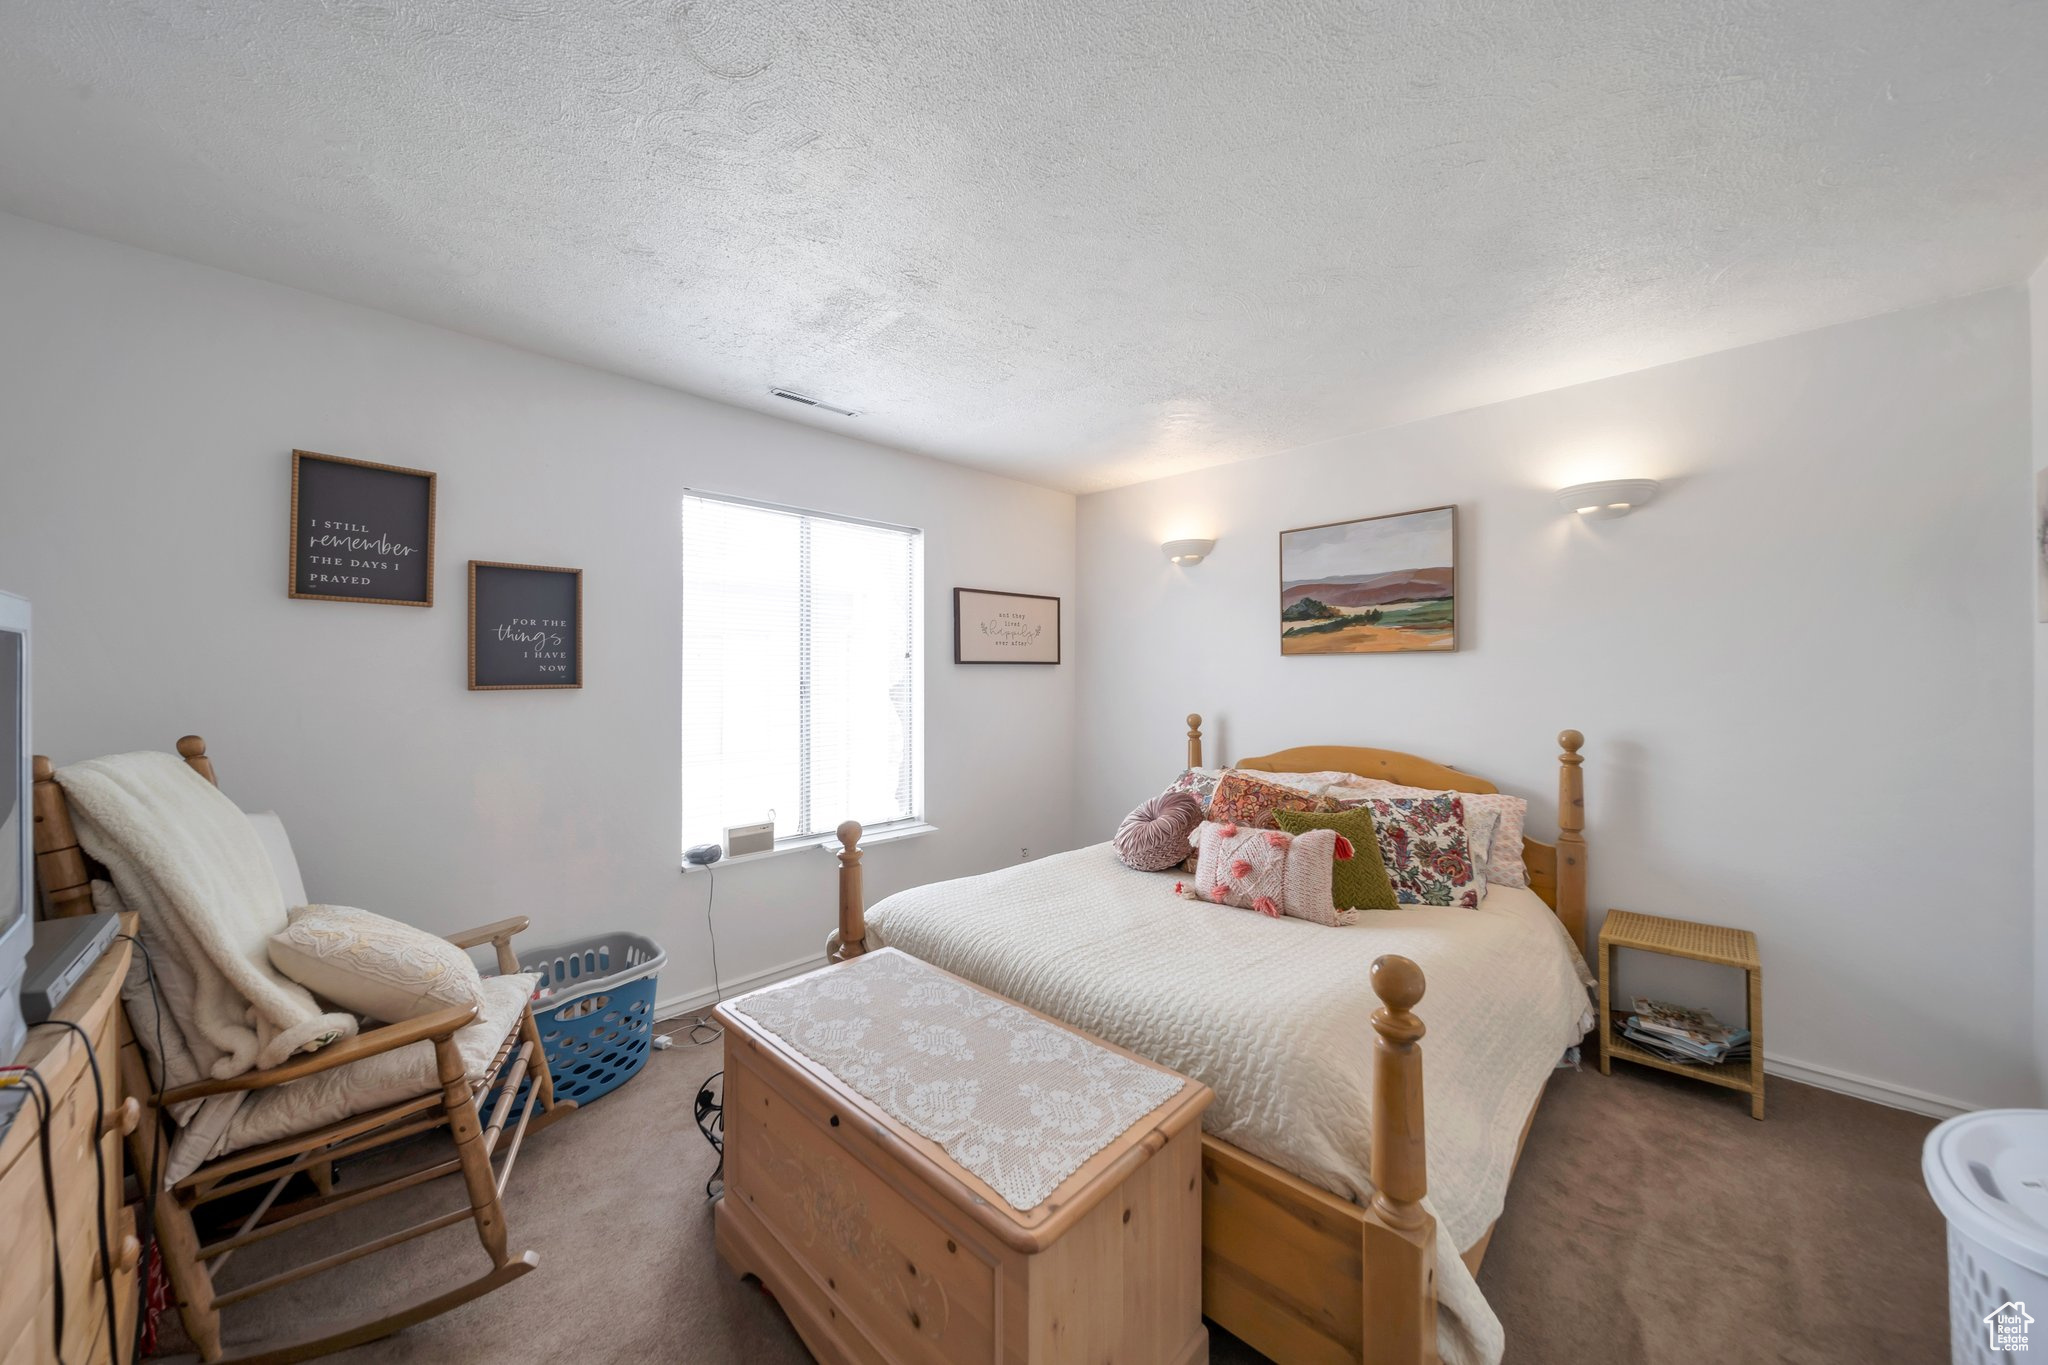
[864,844,1595,1365]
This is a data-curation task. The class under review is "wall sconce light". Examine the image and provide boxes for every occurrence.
[1162,538,1216,565]
[1556,479,1660,520]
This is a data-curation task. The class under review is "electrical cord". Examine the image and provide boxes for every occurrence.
[32,1017,120,1365]
[694,1069,723,1200]
[687,865,722,1047]
[0,1063,66,1365]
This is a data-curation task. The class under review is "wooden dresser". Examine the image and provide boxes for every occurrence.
[715,951,1213,1365]
[0,930,142,1365]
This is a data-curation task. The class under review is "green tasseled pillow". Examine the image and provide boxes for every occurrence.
[1275,806,1399,912]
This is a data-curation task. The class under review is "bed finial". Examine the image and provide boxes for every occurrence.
[1556,730,1587,953]
[1186,713,1203,769]
[830,820,866,962]
[1367,954,1428,1233]
[177,734,218,786]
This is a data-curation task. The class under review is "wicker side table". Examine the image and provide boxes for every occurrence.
[1597,909,1764,1119]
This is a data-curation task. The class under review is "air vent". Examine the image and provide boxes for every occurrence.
[769,387,858,418]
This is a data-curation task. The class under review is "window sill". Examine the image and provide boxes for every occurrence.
[680,821,938,873]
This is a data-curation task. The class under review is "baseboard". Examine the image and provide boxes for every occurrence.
[1764,1054,1975,1120]
[652,951,822,1025]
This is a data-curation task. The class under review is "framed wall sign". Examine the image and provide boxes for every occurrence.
[1280,504,1457,654]
[953,588,1061,664]
[289,449,437,606]
[468,561,583,690]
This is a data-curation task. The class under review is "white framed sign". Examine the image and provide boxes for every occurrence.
[953,588,1061,665]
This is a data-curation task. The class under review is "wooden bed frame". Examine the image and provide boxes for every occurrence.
[826,718,1587,1365]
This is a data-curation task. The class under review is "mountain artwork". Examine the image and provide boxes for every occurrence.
[1280,506,1457,654]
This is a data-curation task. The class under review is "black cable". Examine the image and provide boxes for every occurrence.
[693,1069,723,1200]
[33,1017,120,1365]
[705,864,722,1004]
[6,1065,66,1365]
[688,866,723,1046]
[115,932,168,1365]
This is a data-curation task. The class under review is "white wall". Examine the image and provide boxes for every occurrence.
[2032,258,2048,1100]
[1077,290,2034,1112]
[0,211,1078,1007]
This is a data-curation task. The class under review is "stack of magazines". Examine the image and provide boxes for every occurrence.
[1621,997,1751,1066]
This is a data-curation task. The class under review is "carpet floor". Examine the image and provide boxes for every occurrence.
[159,1034,1946,1365]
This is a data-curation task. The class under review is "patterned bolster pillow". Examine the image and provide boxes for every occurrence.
[1114,790,1207,872]
[1188,820,1354,927]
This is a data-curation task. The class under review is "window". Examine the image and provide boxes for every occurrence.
[681,493,923,855]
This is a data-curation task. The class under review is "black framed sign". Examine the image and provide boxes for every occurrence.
[953,588,1061,664]
[468,561,583,690]
[289,449,437,606]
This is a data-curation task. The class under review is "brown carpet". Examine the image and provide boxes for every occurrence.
[159,1037,1946,1364]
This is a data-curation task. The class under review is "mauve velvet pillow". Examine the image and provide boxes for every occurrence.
[1114,790,1206,872]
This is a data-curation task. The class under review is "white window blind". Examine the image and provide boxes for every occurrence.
[681,493,922,853]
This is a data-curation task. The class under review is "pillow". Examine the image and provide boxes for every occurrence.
[269,905,486,1024]
[1204,770,1333,830]
[1275,807,1399,911]
[1165,767,1224,807]
[1114,790,1206,872]
[1188,821,1352,926]
[1353,795,1482,907]
[1329,781,1529,888]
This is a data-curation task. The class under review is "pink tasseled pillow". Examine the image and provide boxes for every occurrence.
[1113,790,1206,872]
[1186,820,1355,927]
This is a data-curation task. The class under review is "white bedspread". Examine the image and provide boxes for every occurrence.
[864,843,1594,1365]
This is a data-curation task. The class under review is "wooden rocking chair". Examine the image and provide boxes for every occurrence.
[31,736,577,1364]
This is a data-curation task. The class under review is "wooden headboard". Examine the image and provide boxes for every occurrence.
[827,715,1589,962]
[1202,715,1588,952]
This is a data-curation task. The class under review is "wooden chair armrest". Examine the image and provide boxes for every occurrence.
[157,1004,480,1105]
[444,916,530,951]
[446,917,530,975]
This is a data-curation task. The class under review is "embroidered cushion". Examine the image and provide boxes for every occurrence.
[1275,807,1399,911]
[1114,790,1206,872]
[1204,770,1333,829]
[1353,795,1482,907]
[1329,781,1529,888]
[269,905,486,1024]
[1189,821,1352,926]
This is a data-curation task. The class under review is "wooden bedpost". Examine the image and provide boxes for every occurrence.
[829,820,866,962]
[30,754,97,919]
[1187,713,1202,769]
[1362,953,1435,1365]
[177,734,218,786]
[1556,730,1587,954]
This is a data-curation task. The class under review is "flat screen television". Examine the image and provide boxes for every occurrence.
[0,591,29,1065]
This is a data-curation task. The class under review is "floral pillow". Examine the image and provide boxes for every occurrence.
[1329,781,1528,888]
[1185,821,1353,926]
[1165,767,1225,808]
[1204,770,1333,829]
[1354,794,1481,908]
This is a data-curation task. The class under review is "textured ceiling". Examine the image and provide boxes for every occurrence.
[3,2,2047,492]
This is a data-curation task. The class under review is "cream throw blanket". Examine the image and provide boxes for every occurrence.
[55,751,358,1075]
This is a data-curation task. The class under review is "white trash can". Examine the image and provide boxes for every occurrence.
[1925,1110,2048,1361]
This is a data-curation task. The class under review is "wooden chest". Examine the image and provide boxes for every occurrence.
[714,949,1212,1365]
[0,930,140,1365]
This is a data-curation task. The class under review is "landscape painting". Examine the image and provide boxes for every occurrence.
[1280,505,1457,654]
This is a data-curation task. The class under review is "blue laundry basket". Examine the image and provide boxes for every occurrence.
[490,931,667,1109]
